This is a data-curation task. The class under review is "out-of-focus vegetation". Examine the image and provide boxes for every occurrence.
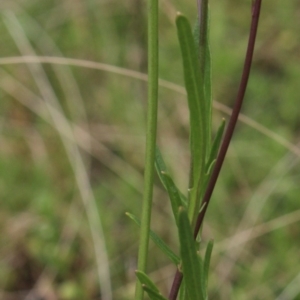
[0,0,299,299]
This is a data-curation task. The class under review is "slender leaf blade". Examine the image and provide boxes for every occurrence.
[176,13,207,225]
[155,147,184,222]
[178,207,205,300]
[203,239,214,291]
[161,172,183,223]
[206,118,225,172]
[197,253,206,299]
[142,285,168,300]
[202,159,215,200]
[179,278,188,300]
[179,191,188,208]
[201,0,212,156]
[155,146,168,190]
[126,212,180,265]
[200,119,225,197]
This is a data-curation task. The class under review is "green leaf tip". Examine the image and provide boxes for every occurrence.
[136,270,159,293]
[137,274,168,300]
[176,12,208,226]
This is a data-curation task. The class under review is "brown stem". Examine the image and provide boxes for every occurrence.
[168,271,183,300]
[168,1,262,299]
[197,0,202,25]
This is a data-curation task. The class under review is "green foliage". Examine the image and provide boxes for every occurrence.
[203,240,214,294]
[203,119,225,191]
[176,13,208,226]
[178,207,206,300]
[136,2,217,298]
[142,285,168,300]
[0,1,299,299]
[135,270,160,293]
[155,146,185,223]
[126,212,180,265]
[136,271,168,300]
[206,119,225,173]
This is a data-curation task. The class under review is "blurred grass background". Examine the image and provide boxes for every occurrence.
[0,0,299,299]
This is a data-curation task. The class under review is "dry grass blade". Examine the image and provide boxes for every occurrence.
[215,150,300,288]
[275,271,300,300]
[3,12,112,300]
[0,55,299,158]
[0,68,148,194]
[215,209,300,253]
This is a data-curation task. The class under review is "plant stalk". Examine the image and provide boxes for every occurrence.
[194,0,262,238]
[168,1,262,298]
[134,0,159,298]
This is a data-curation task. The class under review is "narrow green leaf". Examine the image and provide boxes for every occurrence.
[206,118,225,172]
[176,13,207,226]
[204,42,212,155]
[135,270,159,293]
[126,212,180,265]
[206,159,216,177]
[155,146,168,190]
[201,160,215,201]
[155,147,185,222]
[179,191,188,208]
[203,239,214,290]
[194,0,212,157]
[178,207,205,300]
[197,253,206,299]
[200,119,225,198]
[179,279,187,300]
[200,0,212,156]
[142,285,168,300]
[161,171,183,223]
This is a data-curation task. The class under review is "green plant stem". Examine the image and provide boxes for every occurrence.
[194,0,262,238]
[168,1,262,299]
[134,0,159,299]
